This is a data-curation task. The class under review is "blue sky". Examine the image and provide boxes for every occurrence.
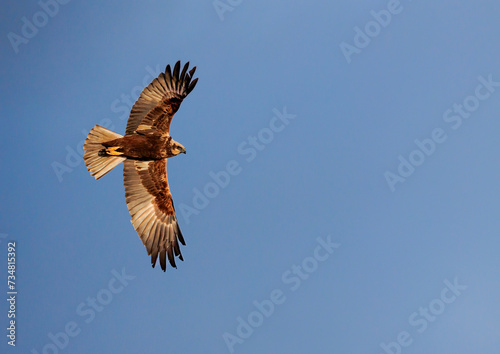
[2,1,500,353]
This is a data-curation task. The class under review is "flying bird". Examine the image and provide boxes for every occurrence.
[83,61,198,271]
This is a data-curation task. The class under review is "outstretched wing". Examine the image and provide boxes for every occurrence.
[125,61,198,135]
[123,159,185,271]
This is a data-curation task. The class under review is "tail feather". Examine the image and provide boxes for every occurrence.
[83,125,125,180]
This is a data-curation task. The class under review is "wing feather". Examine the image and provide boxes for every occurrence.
[142,217,157,243]
[159,250,167,271]
[180,62,189,84]
[172,61,180,87]
[125,61,198,135]
[123,159,185,271]
[187,78,198,95]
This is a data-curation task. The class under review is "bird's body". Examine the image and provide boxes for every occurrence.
[100,133,185,160]
[83,61,198,271]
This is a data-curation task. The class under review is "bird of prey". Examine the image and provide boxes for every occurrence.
[83,61,198,271]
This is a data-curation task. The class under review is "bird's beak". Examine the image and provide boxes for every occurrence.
[181,148,187,154]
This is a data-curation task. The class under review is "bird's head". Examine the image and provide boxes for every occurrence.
[170,140,186,156]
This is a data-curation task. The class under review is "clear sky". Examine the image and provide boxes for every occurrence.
[2,1,500,353]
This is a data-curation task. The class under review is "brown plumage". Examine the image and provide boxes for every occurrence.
[83,61,198,271]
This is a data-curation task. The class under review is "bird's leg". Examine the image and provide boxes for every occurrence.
[99,146,124,156]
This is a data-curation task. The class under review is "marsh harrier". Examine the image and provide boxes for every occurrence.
[83,61,198,271]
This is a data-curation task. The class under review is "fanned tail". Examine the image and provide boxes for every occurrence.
[83,125,125,180]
